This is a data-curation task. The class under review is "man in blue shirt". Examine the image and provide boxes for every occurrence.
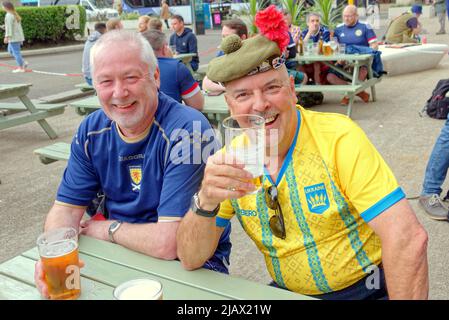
[143,29,204,110]
[169,14,200,72]
[300,13,331,84]
[327,5,378,105]
[34,30,231,299]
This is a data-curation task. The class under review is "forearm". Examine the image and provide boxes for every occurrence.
[44,203,84,231]
[184,92,204,110]
[177,210,220,270]
[382,230,429,299]
[202,76,225,92]
[113,221,179,260]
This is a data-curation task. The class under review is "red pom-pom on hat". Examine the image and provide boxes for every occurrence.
[255,5,290,53]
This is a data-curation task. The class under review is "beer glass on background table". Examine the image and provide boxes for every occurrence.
[222,114,265,194]
[37,227,81,300]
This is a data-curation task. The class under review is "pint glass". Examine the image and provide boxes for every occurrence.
[37,227,81,300]
[222,114,265,193]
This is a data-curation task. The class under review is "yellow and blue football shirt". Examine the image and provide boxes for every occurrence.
[216,106,405,295]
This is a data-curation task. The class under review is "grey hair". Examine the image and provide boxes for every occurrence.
[90,30,157,79]
[306,12,321,23]
[141,29,166,52]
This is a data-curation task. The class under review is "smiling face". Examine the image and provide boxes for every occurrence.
[93,42,160,138]
[224,66,298,158]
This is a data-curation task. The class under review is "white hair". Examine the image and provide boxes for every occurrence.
[90,30,158,78]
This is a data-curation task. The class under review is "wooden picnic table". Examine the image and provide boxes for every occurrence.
[295,53,381,117]
[35,95,229,164]
[0,235,311,300]
[174,53,197,74]
[68,94,230,128]
[0,84,65,139]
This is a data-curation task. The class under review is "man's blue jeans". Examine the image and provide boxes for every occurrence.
[7,42,24,67]
[422,113,449,195]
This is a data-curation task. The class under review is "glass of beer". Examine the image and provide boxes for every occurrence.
[222,114,265,194]
[37,227,81,300]
[113,279,163,300]
[323,42,333,56]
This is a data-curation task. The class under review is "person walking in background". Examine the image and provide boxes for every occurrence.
[2,1,27,73]
[137,15,151,33]
[82,22,106,86]
[433,0,447,34]
[160,0,170,30]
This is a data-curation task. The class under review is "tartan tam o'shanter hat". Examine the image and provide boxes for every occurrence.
[206,5,290,84]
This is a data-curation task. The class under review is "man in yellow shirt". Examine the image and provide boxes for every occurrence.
[177,5,428,300]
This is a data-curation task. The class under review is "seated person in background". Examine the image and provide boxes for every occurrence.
[202,18,248,95]
[82,22,106,86]
[34,30,231,299]
[142,29,204,110]
[177,5,428,300]
[283,10,301,45]
[169,14,199,71]
[149,17,163,31]
[137,15,151,33]
[106,18,123,31]
[385,5,422,44]
[299,13,331,84]
[282,12,307,86]
[328,5,377,105]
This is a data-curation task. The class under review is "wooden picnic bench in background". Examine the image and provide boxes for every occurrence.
[295,53,381,117]
[0,84,66,139]
[75,83,95,92]
[34,142,70,164]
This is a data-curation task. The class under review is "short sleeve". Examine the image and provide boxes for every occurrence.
[216,199,235,227]
[56,128,100,207]
[323,29,331,42]
[335,122,405,222]
[365,24,378,44]
[157,117,220,219]
[177,62,200,100]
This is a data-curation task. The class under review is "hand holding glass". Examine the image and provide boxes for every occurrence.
[222,114,265,194]
[36,227,81,300]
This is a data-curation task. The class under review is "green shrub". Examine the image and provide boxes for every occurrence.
[120,12,140,20]
[0,5,86,46]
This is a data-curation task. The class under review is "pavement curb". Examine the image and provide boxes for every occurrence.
[0,44,85,60]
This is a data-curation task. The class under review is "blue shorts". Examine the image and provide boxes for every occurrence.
[270,265,388,300]
[203,255,229,274]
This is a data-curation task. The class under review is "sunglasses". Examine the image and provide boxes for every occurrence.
[265,185,286,239]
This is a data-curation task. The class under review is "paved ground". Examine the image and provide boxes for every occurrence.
[1,7,449,299]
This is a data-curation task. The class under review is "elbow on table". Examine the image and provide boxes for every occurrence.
[178,255,205,271]
[152,240,178,261]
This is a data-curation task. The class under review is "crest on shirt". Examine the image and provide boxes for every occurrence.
[304,183,329,214]
[355,29,363,37]
[129,165,142,192]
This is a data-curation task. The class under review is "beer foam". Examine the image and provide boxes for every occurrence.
[40,239,77,258]
[117,281,162,300]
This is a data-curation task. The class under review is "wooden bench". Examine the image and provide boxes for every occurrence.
[75,83,95,92]
[0,102,66,134]
[33,142,70,164]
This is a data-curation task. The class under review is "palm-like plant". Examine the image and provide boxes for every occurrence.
[242,0,271,35]
[309,0,344,31]
[280,0,306,26]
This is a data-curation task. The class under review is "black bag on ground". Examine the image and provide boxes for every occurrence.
[296,78,324,108]
[424,79,449,119]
